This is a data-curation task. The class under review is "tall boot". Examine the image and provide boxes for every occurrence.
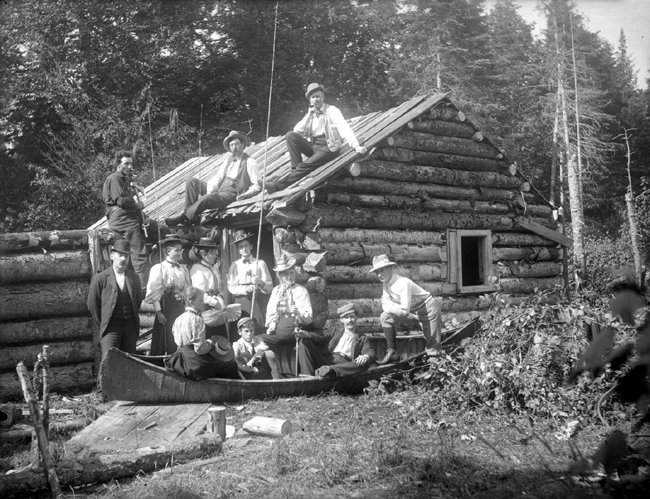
[378,327,399,365]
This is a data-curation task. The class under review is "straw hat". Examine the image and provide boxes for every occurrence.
[273,255,298,272]
[305,83,324,99]
[158,234,186,247]
[222,130,249,152]
[193,237,219,249]
[230,230,255,246]
[368,254,397,273]
[211,336,235,362]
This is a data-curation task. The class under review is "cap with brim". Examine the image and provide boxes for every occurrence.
[211,336,235,362]
[368,254,397,273]
[111,239,131,255]
[222,130,249,152]
[337,303,356,318]
[158,234,186,247]
[231,230,255,246]
[305,83,324,99]
[193,237,219,249]
[273,255,297,272]
[237,317,255,330]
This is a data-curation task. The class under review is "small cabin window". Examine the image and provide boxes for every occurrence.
[447,229,495,294]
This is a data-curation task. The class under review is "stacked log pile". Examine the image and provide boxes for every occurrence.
[277,102,563,334]
[0,231,95,400]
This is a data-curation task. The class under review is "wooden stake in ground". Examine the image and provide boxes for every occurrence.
[207,406,226,442]
[16,361,62,498]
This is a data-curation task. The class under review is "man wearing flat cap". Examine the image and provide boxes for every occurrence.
[369,254,443,364]
[295,303,376,377]
[166,130,263,226]
[266,83,367,193]
[87,239,143,366]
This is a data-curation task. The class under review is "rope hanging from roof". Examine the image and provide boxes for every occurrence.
[250,2,279,319]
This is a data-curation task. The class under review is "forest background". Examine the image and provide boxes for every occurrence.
[1,0,648,284]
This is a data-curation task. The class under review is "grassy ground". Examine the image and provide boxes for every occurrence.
[42,389,630,499]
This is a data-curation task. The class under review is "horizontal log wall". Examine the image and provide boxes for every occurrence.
[0,231,95,401]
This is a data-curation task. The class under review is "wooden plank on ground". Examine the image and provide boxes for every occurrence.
[516,216,572,247]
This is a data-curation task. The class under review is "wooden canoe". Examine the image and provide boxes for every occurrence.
[101,318,479,404]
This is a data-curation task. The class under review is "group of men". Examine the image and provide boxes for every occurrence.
[88,82,443,388]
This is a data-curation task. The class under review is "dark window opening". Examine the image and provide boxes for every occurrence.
[460,236,483,287]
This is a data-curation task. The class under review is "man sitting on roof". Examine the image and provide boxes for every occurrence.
[265,83,367,193]
[165,130,262,226]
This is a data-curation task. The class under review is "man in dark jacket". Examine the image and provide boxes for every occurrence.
[87,239,143,361]
[103,150,149,290]
[296,303,376,377]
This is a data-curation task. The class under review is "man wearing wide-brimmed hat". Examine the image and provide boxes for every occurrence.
[190,237,228,338]
[165,130,263,226]
[226,230,273,335]
[265,83,367,194]
[87,239,144,366]
[145,234,191,355]
[369,254,443,363]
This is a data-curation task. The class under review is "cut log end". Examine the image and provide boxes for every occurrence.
[242,416,292,437]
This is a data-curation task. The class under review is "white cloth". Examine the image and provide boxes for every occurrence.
[190,261,224,309]
[227,257,273,296]
[381,273,431,316]
[172,308,211,355]
[293,103,360,151]
[265,283,313,328]
[206,154,261,193]
[144,259,191,312]
[333,330,359,360]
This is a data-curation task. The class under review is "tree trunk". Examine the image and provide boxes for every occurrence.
[0,230,88,253]
[492,232,557,247]
[319,228,445,246]
[0,362,95,401]
[324,177,537,204]
[384,131,500,159]
[324,263,447,283]
[0,280,90,321]
[566,153,587,283]
[312,205,556,232]
[0,317,93,345]
[0,434,222,496]
[626,192,646,287]
[376,147,505,173]
[0,340,95,371]
[323,242,446,266]
[359,160,522,190]
[407,119,479,138]
[0,250,91,284]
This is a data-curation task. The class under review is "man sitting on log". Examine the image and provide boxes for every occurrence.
[165,130,262,226]
[296,303,375,377]
[265,83,367,193]
[370,254,443,364]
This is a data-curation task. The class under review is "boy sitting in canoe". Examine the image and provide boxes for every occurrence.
[233,317,282,380]
[164,287,239,381]
[296,303,376,377]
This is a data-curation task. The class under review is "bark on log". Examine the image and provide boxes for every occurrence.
[359,159,521,190]
[493,247,560,262]
[407,119,478,138]
[324,263,447,283]
[326,281,457,300]
[492,232,557,247]
[0,279,89,321]
[376,147,505,173]
[0,230,88,254]
[319,227,444,246]
[385,131,500,159]
[312,205,556,232]
[323,242,446,266]
[494,261,562,278]
[325,177,538,204]
[0,419,87,443]
[265,207,307,227]
[0,362,95,401]
[0,340,95,371]
[498,277,563,294]
[427,105,465,122]
[0,434,222,496]
[0,250,91,284]
[0,317,93,345]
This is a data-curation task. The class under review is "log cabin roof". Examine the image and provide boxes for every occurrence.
[89,92,545,230]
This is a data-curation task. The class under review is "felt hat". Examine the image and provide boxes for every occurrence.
[111,239,131,255]
[337,303,357,318]
[230,230,255,245]
[305,82,325,99]
[273,255,298,272]
[212,336,235,362]
[193,237,219,249]
[158,234,186,247]
[222,130,249,152]
[368,254,397,273]
[237,317,256,330]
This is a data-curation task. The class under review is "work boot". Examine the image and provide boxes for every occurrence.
[377,349,399,365]
[165,213,189,227]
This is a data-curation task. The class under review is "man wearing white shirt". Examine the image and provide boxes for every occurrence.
[166,130,262,226]
[266,83,367,193]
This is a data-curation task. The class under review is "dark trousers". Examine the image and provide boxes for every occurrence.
[269,132,339,192]
[150,297,185,356]
[99,317,139,391]
[164,345,240,381]
[184,177,237,220]
[297,338,369,377]
[107,210,148,289]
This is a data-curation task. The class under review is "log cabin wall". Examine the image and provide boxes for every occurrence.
[0,230,96,401]
[311,105,562,335]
